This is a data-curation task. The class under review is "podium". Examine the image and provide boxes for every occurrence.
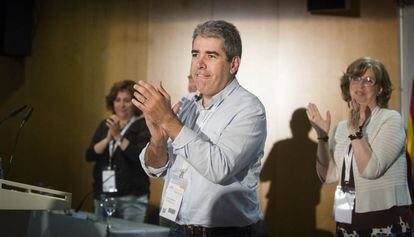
[25,211,170,237]
[0,179,72,210]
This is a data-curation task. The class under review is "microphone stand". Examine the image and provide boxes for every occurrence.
[5,126,24,179]
[0,105,28,125]
[75,190,94,213]
[5,107,33,179]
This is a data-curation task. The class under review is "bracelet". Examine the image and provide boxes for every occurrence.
[317,136,329,142]
[348,127,363,140]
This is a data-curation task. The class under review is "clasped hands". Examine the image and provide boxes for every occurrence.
[347,100,371,134]
[106,115,122,141]
[132,80,180,143]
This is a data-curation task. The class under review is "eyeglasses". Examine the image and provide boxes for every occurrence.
[349,76,376,86]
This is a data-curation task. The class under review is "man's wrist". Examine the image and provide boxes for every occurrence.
[145,142,168,168]
[160,113,177,128]
[149,138,166,148]
[160,114,182,140]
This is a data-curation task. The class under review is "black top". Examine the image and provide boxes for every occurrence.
[86,118,151,199]
[337,147,413,231]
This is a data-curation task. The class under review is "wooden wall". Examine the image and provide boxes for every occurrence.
[0,0,398,235]
[146,0,398,234]
[0,0,149,212]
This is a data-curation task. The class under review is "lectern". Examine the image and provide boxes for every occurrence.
[0,179,71,210]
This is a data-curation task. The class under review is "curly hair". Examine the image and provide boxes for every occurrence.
[339,57,392,108]
[105,80,142,116]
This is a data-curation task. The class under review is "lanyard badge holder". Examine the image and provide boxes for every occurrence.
[159,162,189,221]
[102,140,118,193]
[101,118,137,193]
[333,145,356,224]
[333,186,355,224]
[102,155,117,193]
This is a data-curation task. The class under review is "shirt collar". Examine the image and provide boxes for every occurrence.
[196,78,240,110]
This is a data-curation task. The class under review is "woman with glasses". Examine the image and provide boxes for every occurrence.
[307,57,413,236]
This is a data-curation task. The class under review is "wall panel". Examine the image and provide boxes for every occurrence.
[0,0,399,234]
[147,0,398,234]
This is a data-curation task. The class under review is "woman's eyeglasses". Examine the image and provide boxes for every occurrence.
[349,76,376,87]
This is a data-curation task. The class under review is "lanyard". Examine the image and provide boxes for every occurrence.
[343,106,380,182]
[195,105,217,133]
[108,117,137,165]
[178,101,220,177]
[343,146,353,182]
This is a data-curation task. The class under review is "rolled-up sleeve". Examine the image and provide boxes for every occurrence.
[139,144,169,178]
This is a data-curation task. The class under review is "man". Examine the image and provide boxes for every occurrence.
[132,20,267,237]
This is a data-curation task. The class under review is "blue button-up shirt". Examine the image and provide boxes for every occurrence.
[140,78,267,227]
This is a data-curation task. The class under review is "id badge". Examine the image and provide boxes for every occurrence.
[333,186,355,224]
[102,168,117,193]
[159,177,187,222]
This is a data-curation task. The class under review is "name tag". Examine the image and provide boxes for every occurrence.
[102,169,117,193]
[333,186,355,224]
[159,178,186,221]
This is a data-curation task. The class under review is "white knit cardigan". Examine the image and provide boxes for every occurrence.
[324,108,412,213]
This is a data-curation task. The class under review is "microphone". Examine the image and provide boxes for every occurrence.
[19,107,34,128]
[5,106,34,179]
[194,94,202,101]
[0,105,28,125]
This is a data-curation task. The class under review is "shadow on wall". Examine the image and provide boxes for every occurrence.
[260,108,333,237]
[0,57,25,107]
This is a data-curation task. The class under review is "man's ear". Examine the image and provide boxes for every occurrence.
[229,56,241,75]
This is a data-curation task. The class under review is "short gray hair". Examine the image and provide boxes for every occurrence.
[192,20,242,62]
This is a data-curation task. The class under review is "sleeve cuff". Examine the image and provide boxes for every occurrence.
[139,143,169,178]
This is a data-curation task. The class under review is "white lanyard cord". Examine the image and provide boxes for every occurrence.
[109,117,137,165]
[343,106,380,182]
[344,145,353,182]
[179,103,219,177]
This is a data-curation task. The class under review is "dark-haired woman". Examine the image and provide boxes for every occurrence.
[86,80,150,222]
